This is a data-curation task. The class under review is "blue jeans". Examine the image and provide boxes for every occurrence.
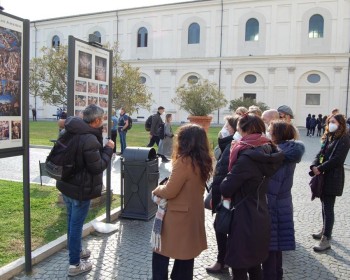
[119,130,127,153]
[63,195,90,265]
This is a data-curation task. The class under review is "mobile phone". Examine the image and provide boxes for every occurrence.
[159,177,169,185]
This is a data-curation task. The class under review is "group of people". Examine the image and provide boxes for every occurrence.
[306,113,328,137]
[53,102,350,279]
[150,104,350,280]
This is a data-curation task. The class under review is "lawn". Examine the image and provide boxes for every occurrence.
[29,120,222,150]
[0,180,120,267]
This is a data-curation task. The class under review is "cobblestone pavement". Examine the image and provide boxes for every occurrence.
[8,129,350,279]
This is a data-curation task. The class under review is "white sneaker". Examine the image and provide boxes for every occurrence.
[68,260,92,276]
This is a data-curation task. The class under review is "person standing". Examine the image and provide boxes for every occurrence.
[151,124,213,280]
[310,113,350,252]
[306,114,311,136]
[205,115,239,274]
[147,106,168,162]
[309,115,317,137]
[32,108,37,121]
[262,121,305,280]
[316,114,323,137]
[118,107,129,155]
[111,110,118,155]
[157,113,174,161]
[56,104,114,276]
[220,114,284,280]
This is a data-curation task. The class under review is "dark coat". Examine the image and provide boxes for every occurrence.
[220,144,284,269]
[311,134,350,196]
[150,112,163,136]
[211,135,233,212]
[267,141,305,251]
[56,117,113,201]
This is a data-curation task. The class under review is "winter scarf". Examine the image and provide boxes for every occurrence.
[150,194,167,251]
[228,133,271,171]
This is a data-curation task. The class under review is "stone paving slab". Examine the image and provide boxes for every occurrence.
[5,129,350,279]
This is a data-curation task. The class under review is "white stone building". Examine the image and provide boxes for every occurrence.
[29,0,350,126]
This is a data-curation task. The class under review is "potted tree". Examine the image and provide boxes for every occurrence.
[172,79,227,132]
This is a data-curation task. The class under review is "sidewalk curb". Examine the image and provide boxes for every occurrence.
[0,207,121,280]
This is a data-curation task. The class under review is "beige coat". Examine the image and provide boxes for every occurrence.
[153,156,207,260]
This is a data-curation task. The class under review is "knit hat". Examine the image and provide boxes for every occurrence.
[277,105,294,119]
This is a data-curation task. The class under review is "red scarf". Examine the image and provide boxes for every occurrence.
[228,133,271,171]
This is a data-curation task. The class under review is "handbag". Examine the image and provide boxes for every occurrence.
[309,174,324,201]
[214,176,265,234]
[204,183,212,210]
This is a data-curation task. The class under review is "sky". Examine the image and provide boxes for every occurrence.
[0,0,195,21]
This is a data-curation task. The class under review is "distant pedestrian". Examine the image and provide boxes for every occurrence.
[309,115,317,136]
[263,120,305,280]
[111,110,118,155]
[310,114,350,252]
[151,124,213,280]
[316,114,323,137]
[157,114,174,160]
[32,108,37,121]
[118,107,129,155]
[306,114,311,136]
[321,115,327,134]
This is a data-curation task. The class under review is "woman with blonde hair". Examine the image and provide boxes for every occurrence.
[310,113,350,252]
[151,124,213,280]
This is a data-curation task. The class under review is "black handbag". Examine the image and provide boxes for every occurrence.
[215,177,265,234]
[309,174,324,201]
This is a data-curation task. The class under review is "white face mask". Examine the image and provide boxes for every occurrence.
[220,126,230,138]
[328,123,338,133]
[233,131,242,141]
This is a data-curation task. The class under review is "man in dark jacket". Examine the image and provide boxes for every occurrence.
[56,104,114,276]
[147,106,169,162]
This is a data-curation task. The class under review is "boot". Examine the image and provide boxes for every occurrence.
[313,235,331,252]
[205,262,227,274]
[312,229,323,240]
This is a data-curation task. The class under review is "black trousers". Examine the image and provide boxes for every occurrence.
[152,252,194,280]
[232,265,262,280]
[262,251,283,280]
[321,195,336,238]
[214,217,228,264]
[147,135,160,147]
[111,130,117,153]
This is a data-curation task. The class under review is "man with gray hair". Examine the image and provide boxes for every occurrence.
[56,104,114,276]
[262,109,280,126]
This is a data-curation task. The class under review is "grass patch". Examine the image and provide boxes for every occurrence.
[0,180,120,267]
[30,121,222,150]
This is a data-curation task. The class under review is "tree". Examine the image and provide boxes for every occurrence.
[29,46,68,107]
[172,79,227,116]
[229,97,269,112]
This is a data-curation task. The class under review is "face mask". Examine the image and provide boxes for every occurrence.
[233,131,242,141]
[328,123,338,133]
[220,126,230,138]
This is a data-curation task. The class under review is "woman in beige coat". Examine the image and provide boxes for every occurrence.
[152,124,213,280]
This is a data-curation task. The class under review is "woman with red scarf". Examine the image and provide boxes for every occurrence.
[220,113,284,280]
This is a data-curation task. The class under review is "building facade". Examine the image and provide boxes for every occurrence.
[30,0,350,126]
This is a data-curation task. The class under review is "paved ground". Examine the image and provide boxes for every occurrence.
[4,129,350,279]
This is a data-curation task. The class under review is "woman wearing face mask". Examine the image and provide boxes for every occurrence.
[206,115,239,274]
[310,114,350,252]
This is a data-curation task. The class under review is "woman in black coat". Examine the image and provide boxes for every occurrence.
[206,115,239,274]
[220,114,284,280]
[310,113,350,252]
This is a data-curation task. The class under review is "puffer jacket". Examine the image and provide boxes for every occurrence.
[56,117,113,201]
[267,140,305,251]
[220,144,284,269]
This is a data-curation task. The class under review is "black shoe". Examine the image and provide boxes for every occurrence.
[162,158,170,163]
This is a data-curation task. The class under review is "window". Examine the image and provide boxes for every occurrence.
[187,75,199,84]
[306,94,320,105]
[93,31,102,43]
[139,76,146,84]
[244,74,257,84]
[188,23,200,44]
[245,18,259,41]
[307,74,321,83]
[137,27,148,48]
[309,14,324,38]
[52,35,60,49]
[243,93,256,101]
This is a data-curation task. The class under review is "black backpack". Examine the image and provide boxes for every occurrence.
[45,132,80,181]
[145,115,153,131]
[126,116,133,130]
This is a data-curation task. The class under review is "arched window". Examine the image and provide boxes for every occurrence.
[187,75,199,84]
[245,18,259,41]
[188,23,200,44]
[309,14,324,38]
[52,35,60,49]
[93,31,102,43]
[137,27,148,48]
